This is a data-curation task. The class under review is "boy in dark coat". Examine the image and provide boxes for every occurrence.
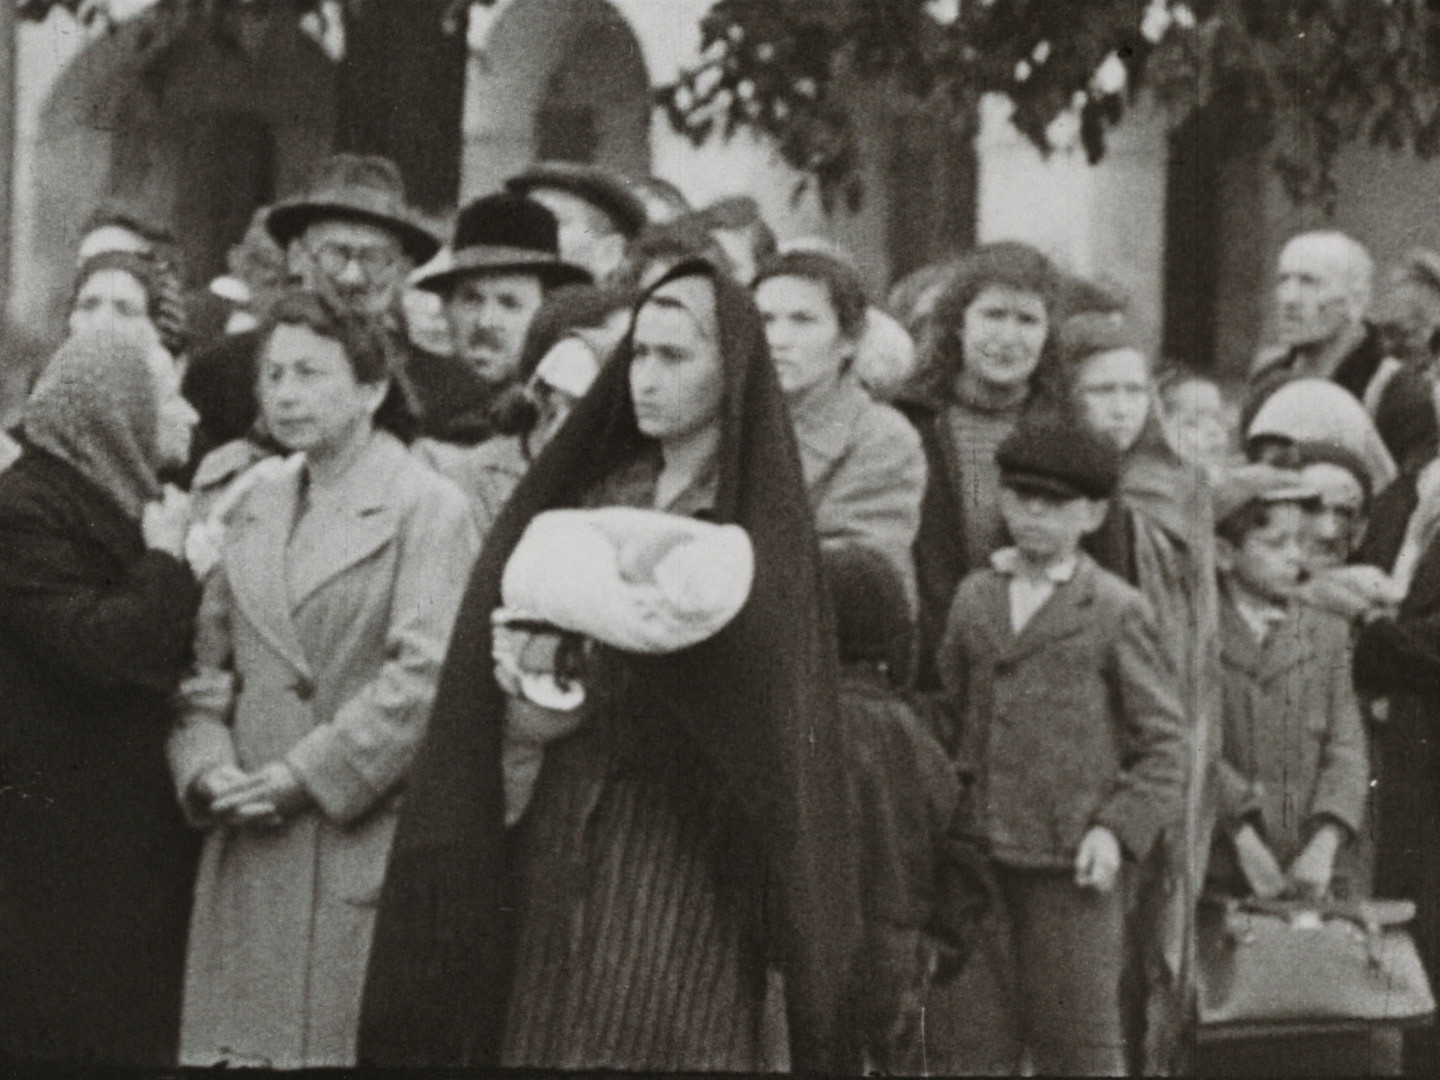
[1209,465,1370,902]
[823,544,988,1074]
[936,411,1187,1075]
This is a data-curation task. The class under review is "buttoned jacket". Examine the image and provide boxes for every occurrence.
[937,554,1187,870]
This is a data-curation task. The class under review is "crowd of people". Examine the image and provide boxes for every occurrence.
[4,149,1440,1076]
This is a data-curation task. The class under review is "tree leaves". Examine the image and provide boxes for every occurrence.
[658,0,1440,210]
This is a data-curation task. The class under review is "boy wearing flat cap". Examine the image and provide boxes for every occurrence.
[935,409,1187,1075]
[1209,465,1370,903]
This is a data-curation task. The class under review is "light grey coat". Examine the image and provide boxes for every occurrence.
[168,432,478,1069]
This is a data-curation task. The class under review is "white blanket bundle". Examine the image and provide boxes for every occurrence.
[496,507,755,825]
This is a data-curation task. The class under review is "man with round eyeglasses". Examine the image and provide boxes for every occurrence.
[182,154,479,471]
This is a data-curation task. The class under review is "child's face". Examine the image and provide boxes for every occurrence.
[1162,378,1231,466]
[999,485,1108,564]
[1299,461,1366,570]
[1230,502,1310,603]
[1075,347,1153,454]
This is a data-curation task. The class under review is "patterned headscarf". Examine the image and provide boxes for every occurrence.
[23,329,162,519]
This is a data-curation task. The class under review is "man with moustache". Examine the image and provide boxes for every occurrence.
[410,192,591,438]
[182,154,448,467]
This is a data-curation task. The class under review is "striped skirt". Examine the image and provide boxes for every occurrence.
[501,735,768,1071]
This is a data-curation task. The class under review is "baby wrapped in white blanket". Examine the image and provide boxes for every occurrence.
[493,507,754,824]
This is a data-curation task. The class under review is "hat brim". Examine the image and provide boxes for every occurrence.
[412,246,593,294]
[266,201,441,265]
[506,171,648,239]
[1000,470,1095,502]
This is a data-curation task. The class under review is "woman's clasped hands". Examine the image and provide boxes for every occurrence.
[191,762,311,830]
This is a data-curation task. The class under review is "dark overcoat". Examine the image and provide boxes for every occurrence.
[0,446,201,1066]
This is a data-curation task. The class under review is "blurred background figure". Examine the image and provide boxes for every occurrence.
[506,161,649,285]
[693,195,778,287]
[1157,369,1236,478]
[415,283,631,536]
[1247,231,1383,426]
[204,208,288,340]
[631,175,693,226]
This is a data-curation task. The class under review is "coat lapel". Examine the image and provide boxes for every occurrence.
[286,435,403,612]
[225,461,313,678]
[1001,558,1097,663]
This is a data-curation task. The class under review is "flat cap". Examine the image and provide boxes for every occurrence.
[996,407,1122,502]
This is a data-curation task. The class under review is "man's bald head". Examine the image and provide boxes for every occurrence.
[1275,231,1374,349]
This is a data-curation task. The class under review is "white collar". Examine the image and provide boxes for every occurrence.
[990,547,1079,584]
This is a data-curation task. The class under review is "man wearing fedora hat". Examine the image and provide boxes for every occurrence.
[412,192,590,410]
[506,161,648,285]
[182,154,449,469]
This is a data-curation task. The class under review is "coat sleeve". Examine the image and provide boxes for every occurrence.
[933,578,973,758]
[1091,595,1189,862]
[285,480,480,826]
[816,412,927,611]
[0,504,200,696]
[1309,631,1370,836]
[168,567,242,823]
[1352,605,1440,701]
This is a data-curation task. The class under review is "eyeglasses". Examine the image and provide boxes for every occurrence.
[305,241,399,281]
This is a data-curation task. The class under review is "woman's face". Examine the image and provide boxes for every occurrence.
[69,268,156,345]
[145,342,198,470]
[1075,347,1153,453]
[959,284,1049,390]
[629,296,725,444]
[755,274,855,398]
[258,322,385,456]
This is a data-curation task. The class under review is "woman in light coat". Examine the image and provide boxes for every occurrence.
[753,249,926,614]
[168,290,478,1069]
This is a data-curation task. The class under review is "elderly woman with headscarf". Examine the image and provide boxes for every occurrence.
[359,262,863,1072]
[1055,312,1220,1074]
[0,328,202,1066]
[894,242,1062,694]
[165,291,477,1070]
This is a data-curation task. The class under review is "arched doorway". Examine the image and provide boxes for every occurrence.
[22,8,334,340]
[462,0,650,199]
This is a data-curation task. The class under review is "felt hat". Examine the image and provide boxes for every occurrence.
[505,161,649,239]
[1213,463,1319,528]
[413,193,592,295]
[266,154,440,265]
[996,407,1122,501]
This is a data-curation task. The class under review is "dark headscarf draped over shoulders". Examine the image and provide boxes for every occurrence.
[360,261,862,1070]
[23,330,162,520]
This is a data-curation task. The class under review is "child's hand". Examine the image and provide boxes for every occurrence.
[1233,822,1287,900]
[1288,823,1342,900]
[1074,826,1122,893]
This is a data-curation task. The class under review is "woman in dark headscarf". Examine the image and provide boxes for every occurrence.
[0,328,202,1066]
[360,262,863,1072]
